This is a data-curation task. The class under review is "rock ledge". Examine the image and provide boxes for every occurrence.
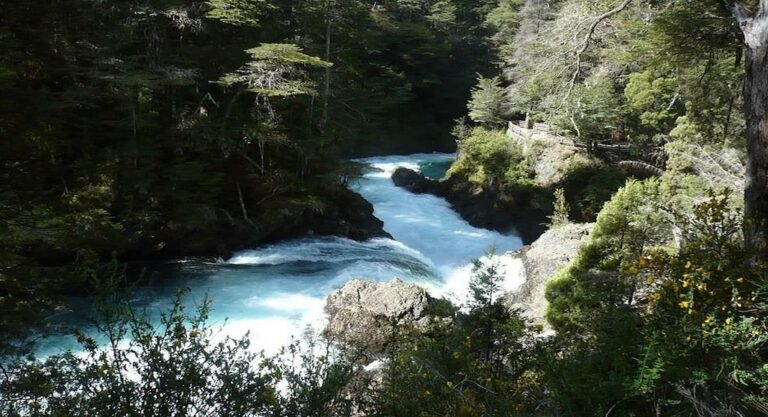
[504,222,594,327]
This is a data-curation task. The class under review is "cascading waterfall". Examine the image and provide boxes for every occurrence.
[38,153,526,357]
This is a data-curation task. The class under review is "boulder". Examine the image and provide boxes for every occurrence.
[504,222,594,328]
[391,167,436,194]
[324,279,433,353]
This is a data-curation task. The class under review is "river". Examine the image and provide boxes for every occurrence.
[37,153,524,357]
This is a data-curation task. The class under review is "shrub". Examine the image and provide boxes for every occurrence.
[629,193,768,414]
[548,188,570,227]
[450,127,531,189]
[373,256,538,417]
[0,288,360,417]
[546,179,669,333]
[544,189,768,416]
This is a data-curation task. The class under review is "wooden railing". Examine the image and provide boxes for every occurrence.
[507,121,667,173]
[506,121,573,147]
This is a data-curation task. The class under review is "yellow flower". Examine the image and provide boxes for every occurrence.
[679,301,690,309]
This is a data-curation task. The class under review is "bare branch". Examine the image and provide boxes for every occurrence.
[666,92,680,111]
[564,0,634,101]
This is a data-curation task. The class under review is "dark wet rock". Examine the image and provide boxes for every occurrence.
[306,186,390,242]
[391,167,437,194]
[390,168,549,244]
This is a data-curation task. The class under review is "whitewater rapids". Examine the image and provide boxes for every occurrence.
[38,153,525,356]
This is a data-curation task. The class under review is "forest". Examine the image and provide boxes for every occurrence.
[1,0,768,416]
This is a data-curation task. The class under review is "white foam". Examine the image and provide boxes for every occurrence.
[428,253,526,306]
[247,293,326,313]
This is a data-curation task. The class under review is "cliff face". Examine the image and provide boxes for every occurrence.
[503,222,594,328]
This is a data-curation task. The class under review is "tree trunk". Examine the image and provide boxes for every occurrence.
[236,182,250,222]
[743,43,768,255]
[731,1,768,255]
[322,0,332,129]
[258,138,266,175]
[129,87,138,138]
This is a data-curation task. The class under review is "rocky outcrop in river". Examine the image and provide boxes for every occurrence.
[391,167,548,244]
[391,167,438,194]
[503,222,594,328]
[324,279,435,354]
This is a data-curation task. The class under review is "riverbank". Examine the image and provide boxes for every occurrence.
[121,184,391,262]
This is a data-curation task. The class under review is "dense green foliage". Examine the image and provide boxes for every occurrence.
[544,185,768,416]
[0,0,500,356]
[1,288,360,417]
[499,0,745,147]
[449,127,532,188]
[3,0,768,416]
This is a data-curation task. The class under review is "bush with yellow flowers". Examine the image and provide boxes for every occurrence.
[629,191,768,414]
[542,185,768,416]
